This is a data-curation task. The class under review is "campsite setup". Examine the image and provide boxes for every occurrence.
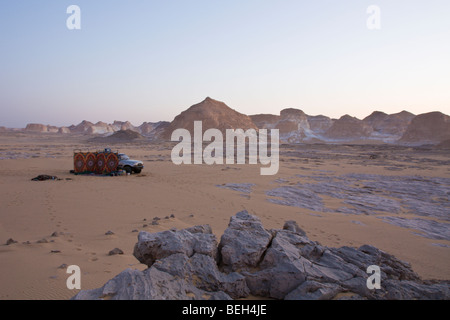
[73,148,144,175]
[73,148,120,175]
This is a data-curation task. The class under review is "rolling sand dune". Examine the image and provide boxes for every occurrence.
[0,132,449,299]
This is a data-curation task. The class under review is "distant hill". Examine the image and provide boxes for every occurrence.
[323,115,373,140]
[18,120,169,138]
[3,97,448,145]
[161,97,257,139]
[399,112,450,144]
[250,109,334,143]
[250,109,403,142]
[89,129,146,143]
[363,111,415,139]
[249,114,281,129]
[25,123,50,133]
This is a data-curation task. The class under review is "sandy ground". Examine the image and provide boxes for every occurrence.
[0,132,449,300]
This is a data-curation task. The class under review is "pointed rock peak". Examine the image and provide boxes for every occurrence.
[201,96,221,104]
[189,97,232,112]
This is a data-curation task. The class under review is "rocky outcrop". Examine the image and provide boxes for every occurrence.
[399,111,450,144]
[249,114,281,129]
[250,109,447,144]
[276,109,311,141]
[324,115,373,140]
[139,122,159,135]
[111,121,136,132]
[219,212,272,272]
[71,121,113,135]
[88,129,146,143]
[47,125,59,133]
[87,121,115,134]
[13,100,449,145]
[133,225,219,266]
[139,121,170,140]
[72,211,449,300]
[25,123,48,133]
[161,97,258,140]
[58,127,71,134]
[74,223,248,300]
[250,109,333,143]
[69,120,95,133]
[363,111,414,139]
[19,119,170,138]
[72,267,232,300]
[307,115,334,134]
[69,120,94,133]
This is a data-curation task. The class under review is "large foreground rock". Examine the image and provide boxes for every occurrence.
[73,211,450,300]
[133,225,218,267]
[72,267,232,300]
[73,223,248,300]
[218,211,272,272]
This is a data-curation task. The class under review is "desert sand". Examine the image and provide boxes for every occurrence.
[0,132,449,300]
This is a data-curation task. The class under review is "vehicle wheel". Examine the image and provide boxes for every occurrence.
[133,169,141,174]
[124,166,132,174]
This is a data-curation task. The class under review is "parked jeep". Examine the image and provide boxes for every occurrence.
[117,153,144,174]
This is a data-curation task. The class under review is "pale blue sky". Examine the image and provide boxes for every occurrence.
[1,0,449,128]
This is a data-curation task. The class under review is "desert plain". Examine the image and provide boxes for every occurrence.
[0,131,449,300]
